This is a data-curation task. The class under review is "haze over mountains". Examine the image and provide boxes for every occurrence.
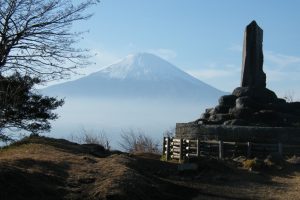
[44,53,226,147]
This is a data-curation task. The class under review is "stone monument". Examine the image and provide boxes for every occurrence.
[175,21,300,144]
[241,21,266,88]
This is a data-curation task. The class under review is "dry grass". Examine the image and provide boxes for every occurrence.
[1,135,300,200]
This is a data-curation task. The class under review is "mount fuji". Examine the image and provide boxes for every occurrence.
[44,53,224,102]
[43,53,226,147]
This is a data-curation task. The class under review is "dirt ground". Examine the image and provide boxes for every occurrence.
[1,136,300,200]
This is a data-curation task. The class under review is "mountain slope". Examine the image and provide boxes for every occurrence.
[44,53,225,102]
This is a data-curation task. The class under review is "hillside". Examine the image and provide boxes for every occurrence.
[1,136,300,200]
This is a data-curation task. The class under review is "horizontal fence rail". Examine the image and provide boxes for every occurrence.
[162,137,300,161]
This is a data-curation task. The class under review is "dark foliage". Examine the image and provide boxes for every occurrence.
[0,73,64,141]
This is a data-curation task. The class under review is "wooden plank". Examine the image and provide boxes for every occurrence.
[172,138,181,142]
[172,148,181,153]
[171,155,180,159]
[219,141,224,160]
[186,146,197,150]
[196,139,200,157]
[185,140,198,144]
[172,152,180,156]
[186,153,198,157]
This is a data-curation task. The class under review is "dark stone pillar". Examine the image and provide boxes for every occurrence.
[241,21,266,88]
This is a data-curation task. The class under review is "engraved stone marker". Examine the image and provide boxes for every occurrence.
[241,21,266,88]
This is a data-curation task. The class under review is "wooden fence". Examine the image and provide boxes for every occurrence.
[162,137,300,161]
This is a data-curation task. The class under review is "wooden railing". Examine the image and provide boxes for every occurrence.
[162,137,300,161]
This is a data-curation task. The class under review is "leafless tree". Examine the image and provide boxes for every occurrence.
[119,129,160,153]
[69,128,111,150]
[163,126,175,138]
[0,0,99,81]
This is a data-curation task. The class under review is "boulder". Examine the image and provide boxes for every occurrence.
[208,108,216,115]
[209,114,232,123]
[253,88,278,103]
[232,87,277,104]
[197,119,206,125]
[235,96,258,110]
[214,105,230,114]
[200,112,210,120]
[230,107,254,120]
[218,95,237,107]
[232,87,252,97]
[205,108,214,113]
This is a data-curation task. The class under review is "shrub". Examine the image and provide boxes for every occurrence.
[69,128,110,150]
[243,158,263,171]
[119,129,160,153]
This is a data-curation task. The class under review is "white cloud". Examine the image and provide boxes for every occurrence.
[262,52,300,84]
[147,48,177,61]
[265,51,300,68]
[264,67,286,82]
[229,43,300,69]
[228,44,300,79]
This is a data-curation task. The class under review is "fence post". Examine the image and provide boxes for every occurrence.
[166,137,170,160]
[179,138,183,162]
[219,140,224,159]
[163,137,166,157]
[278,142,283,156]
[196,139,200,157]
[247,142,252,158]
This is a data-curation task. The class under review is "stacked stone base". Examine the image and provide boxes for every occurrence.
[176,123,300,144]
[196,86,300,127]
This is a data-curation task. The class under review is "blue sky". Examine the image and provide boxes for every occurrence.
[74,0,300,99]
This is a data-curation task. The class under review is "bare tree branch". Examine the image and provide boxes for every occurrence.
[0,0,99,81]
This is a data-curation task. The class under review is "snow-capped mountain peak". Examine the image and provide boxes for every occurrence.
[96,52,188,81]
[44,52,225,101]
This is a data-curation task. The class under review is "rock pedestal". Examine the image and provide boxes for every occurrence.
[196,87,300,127]
[176,21,300,140]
